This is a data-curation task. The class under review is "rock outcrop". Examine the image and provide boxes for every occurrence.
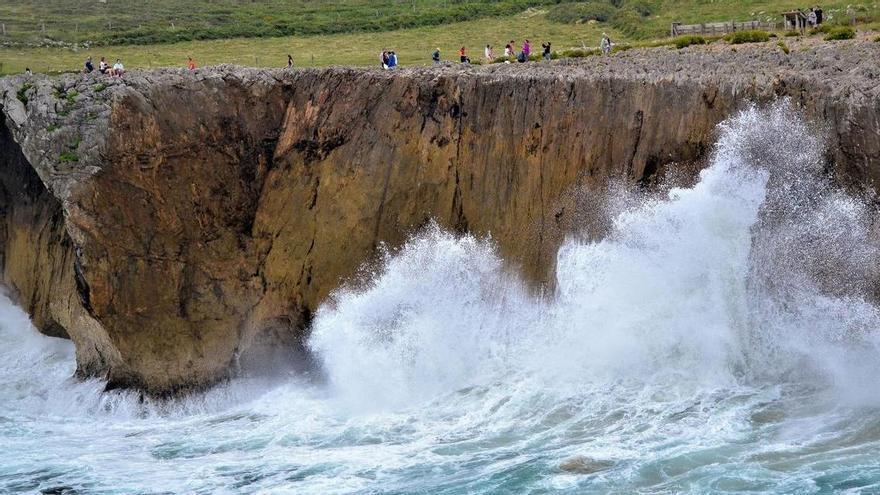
[2,40,879,395]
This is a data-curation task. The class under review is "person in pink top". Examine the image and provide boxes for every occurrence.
[522,39,531,57]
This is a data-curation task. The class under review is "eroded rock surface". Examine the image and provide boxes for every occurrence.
[1,40,879,394]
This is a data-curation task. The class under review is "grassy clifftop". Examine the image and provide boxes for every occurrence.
[2,0,879,48]
[1,0,559,46]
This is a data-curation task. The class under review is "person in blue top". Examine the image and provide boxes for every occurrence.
[388,51,398,68]
[84,56,94,73]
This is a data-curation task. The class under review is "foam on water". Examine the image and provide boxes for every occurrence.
[3,103,880,494]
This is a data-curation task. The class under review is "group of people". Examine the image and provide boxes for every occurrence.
[435,34,612,66]
[380,50,399,69]
[81,55,199,76]
[806,5,825,27]
[83,56,126,76]
[435,39,552,65]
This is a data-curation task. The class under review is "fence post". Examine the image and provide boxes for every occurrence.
[1,23,5,36]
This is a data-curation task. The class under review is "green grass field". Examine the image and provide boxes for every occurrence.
[0,0,560,46]
[0,12,619,74]
[1,0,879,75]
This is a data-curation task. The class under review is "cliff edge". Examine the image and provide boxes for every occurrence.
[2,41,879,395]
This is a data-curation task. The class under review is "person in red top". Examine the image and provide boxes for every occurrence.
[187,57,197,71]
[459,46,468,64]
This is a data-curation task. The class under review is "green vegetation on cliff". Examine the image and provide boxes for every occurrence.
[1,0,879,75]
[1,0,561,46]
[545,0,880,40]
[0,13,616,74]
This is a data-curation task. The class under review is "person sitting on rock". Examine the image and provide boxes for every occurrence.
[389,51,398,68]
[459,46,468,63]
[84,56,94,74]
[98,57,109,75]
[112,59,125,77]
[485,44,493,63]
[187,57,197,71]
[287,54,294,68]
[432,48,441,65]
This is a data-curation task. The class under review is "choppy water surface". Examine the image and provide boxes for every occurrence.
[4,105,880,494]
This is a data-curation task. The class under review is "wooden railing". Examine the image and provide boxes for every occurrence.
[670,21,779,36]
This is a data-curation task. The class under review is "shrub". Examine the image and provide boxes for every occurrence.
[777,41,790,54]
[824,26,855,40]
[16,83,32,104]
[94,83,106,92]
[609,7,645,37]
[809,24,833,35]
[725,30,770,44]
[875,35,880,42]
[784,31,800,37]
[624,0,657,17]
[673,35,706,49]
[547,2,617,24]
[59,151,79,163]
[560,48,600,58]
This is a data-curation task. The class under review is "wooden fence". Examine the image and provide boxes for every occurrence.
[670,21,778,37]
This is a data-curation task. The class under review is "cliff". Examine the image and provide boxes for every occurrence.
[2,41,879,395]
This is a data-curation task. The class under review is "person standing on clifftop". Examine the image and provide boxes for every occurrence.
[485,44,493,63]
[287,54,294,68]
[542,42,552,61]
[815,5,824,24]
[432,48,441,65]
[601,34,612,56]
[459,46,468,64]
[187,57,197,71]
[522,40,531,59]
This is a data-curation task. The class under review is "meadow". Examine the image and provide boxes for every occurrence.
[0,0,561,46]
[1,0,880,75]
[0,12,617,74]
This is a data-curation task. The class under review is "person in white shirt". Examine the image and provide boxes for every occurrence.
[484,44,493,62]
[112,59,125,76]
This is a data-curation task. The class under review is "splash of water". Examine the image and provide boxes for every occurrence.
[309,102,880,411]
[3,103,880,494]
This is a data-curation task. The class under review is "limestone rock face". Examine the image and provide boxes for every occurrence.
[1,42,879,395]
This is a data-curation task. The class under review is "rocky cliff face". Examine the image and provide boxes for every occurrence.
[2,41,879,395]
